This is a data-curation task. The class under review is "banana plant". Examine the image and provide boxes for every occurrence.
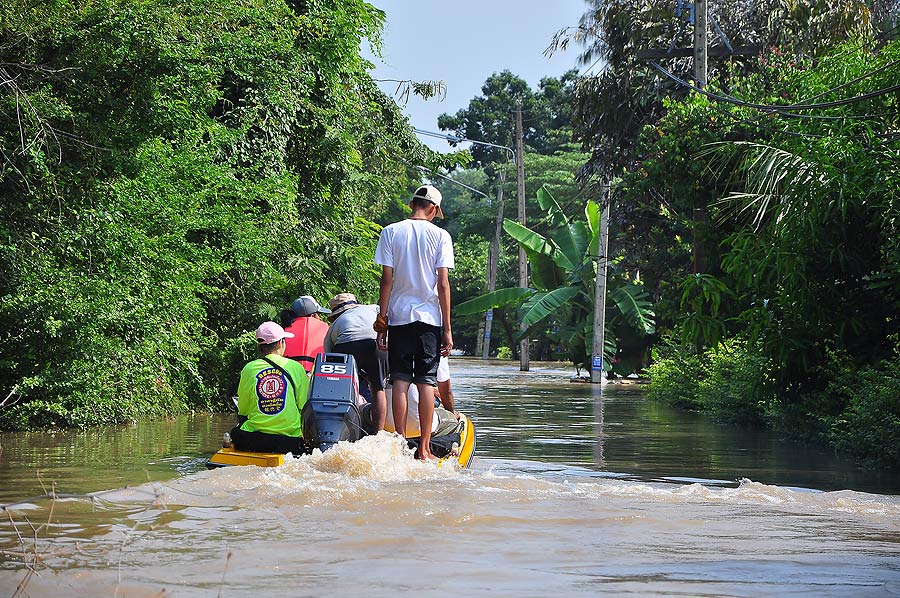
[457,185,655,375]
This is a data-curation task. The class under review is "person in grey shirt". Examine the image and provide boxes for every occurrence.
[324,293,389,431]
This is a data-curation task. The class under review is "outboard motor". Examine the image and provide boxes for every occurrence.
[302,353,366,452]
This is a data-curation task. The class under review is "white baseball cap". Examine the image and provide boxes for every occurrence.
[413,185,444,218]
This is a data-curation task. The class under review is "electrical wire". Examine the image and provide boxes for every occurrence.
[411,163,490,199]
[791,58,900,106]
[649,61,900,112]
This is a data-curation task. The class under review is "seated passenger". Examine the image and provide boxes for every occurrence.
[324,292,389,431]
[283,295,331,373]
[229,321,310,454]
[436,355,456,415]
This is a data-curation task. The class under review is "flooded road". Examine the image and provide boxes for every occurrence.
[1,359,899,596]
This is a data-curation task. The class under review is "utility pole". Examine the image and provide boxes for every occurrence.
[514,101,529,371]
[475,318,485,358]
[411,128,518,361]
[590,188,610,384]
[482,168,505,360]
[693,0,708,88]
[692,0,708,281]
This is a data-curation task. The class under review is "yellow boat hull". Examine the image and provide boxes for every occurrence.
[207,413,476,469]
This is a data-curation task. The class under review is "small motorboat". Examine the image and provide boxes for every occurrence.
[207,353,476,469]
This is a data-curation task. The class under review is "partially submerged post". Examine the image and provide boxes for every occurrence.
[515,101,529,371]
[591,185,610,384]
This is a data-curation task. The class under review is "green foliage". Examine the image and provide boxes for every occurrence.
[677,273,735,348]
[459,185,655,373]
[646,339,703,410]
[648,336,776,424]
[0,0,447,429]
[801,345,900,468]
[697,337,776,425]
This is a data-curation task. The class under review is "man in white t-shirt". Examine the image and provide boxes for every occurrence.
[374,184,454,460]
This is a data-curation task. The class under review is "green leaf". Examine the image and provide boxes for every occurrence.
[609,284,656,335]
[538,186,584,270]
[455,287,534,316]
[527,248,565,291]
[503,218,552,256]
[585,200,600,256]
[537,185,567,226]
[520,286,582,331]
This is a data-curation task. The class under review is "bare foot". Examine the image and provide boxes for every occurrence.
[416,448,438,461]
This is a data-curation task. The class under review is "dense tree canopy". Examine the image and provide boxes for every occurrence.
[0,0,458,429]
[559,0,900,464]
[437,69,580,167]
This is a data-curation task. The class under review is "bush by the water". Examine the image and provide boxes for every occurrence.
[649,335,900,466]
[817,347,900,468]
[646,339,703,410]
[647,336,776,424]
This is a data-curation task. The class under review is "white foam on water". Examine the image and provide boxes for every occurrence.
[468,469,900,520]
[100,432,466,510]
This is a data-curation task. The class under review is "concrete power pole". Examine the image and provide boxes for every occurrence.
[693,0,708,281]
[693,0,708,88]
[590,190,610,384]
[514,101,529,371]
[482,168,505,360]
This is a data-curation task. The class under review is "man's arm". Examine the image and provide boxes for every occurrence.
[436,266,453,356]
[236,370,251,424]
[437,379,455,413]
[376,265,393,350]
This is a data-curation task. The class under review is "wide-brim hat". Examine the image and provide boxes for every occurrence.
[328,292,361,319]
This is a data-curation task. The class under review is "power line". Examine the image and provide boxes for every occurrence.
[649,61,900,112]
[791,58,900,107]
[412,164,490,200]
[413,127,517,163]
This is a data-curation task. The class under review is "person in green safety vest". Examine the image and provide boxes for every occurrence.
[229,321,310,454]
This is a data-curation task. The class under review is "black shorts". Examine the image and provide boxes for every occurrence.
[388,322,441,386]
[229,425,306,454]
[333,339,388,391]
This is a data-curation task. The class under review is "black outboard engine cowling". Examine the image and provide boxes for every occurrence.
[302,353,366,452]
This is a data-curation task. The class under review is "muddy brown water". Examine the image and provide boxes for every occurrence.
[1,359,898,597]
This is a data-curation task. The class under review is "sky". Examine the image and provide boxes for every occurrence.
[364,1,589,153]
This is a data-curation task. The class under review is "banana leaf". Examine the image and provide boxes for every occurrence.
[503,218,553,256]
[536,185,569,227]
[526,247,565,291]
[585,200,601,257]
[609,283,656,335]
[504,218,578,272]
[455,287,534,316]
[538,186,587,270]
[517,286,582,335]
